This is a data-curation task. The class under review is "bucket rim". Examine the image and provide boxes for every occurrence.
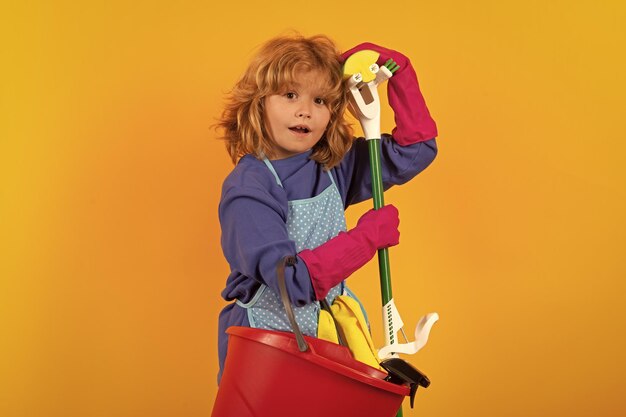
[226,326,410,396]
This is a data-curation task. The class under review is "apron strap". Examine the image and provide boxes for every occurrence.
[262,158,283,188]
[327,169,338,187]
[264,157,338,191]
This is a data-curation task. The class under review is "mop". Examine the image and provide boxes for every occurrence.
[342,48,439,415]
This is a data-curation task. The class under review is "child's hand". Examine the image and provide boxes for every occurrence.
[356,204,400,250]
[298,204,400,300]
[341,43,438,145]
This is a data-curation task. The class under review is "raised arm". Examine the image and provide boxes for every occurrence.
[336,42,439,206]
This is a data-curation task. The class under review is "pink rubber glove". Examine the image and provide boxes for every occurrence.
[341,43,438,145]
[298,205,400,300]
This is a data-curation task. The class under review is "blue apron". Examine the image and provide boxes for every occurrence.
[236,158,348,337]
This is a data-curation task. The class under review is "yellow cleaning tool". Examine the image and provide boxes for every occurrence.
[318,295,381,370]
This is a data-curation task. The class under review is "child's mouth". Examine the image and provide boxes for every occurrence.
[289,126,311,134]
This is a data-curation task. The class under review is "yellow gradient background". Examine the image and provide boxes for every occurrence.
[2,1,625,416]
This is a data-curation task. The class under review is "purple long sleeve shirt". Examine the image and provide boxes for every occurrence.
[216,135,437,382]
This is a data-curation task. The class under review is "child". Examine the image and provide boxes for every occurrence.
[216,34,438,383]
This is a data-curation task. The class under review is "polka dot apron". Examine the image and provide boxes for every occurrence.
[235,158,348,337]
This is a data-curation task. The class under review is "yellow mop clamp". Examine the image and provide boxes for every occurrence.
[343,50,393,140]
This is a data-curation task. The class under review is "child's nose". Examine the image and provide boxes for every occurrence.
[297,111,311,118]
[296,103,312,118]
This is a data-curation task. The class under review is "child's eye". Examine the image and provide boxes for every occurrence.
[285,92,297,99]
[314,97,325,105]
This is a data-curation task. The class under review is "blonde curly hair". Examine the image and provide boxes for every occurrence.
[217,34,353,169]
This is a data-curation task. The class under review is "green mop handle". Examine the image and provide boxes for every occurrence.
[367,139,393,305]
[343,53,404,416]
[368,138,404,417]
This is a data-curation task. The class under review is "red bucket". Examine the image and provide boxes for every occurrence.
[212,326,408,417]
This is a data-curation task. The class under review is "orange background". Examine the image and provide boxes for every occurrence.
[2,1,625,416]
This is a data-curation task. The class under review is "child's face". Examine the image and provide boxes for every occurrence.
[264,70,332,160]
